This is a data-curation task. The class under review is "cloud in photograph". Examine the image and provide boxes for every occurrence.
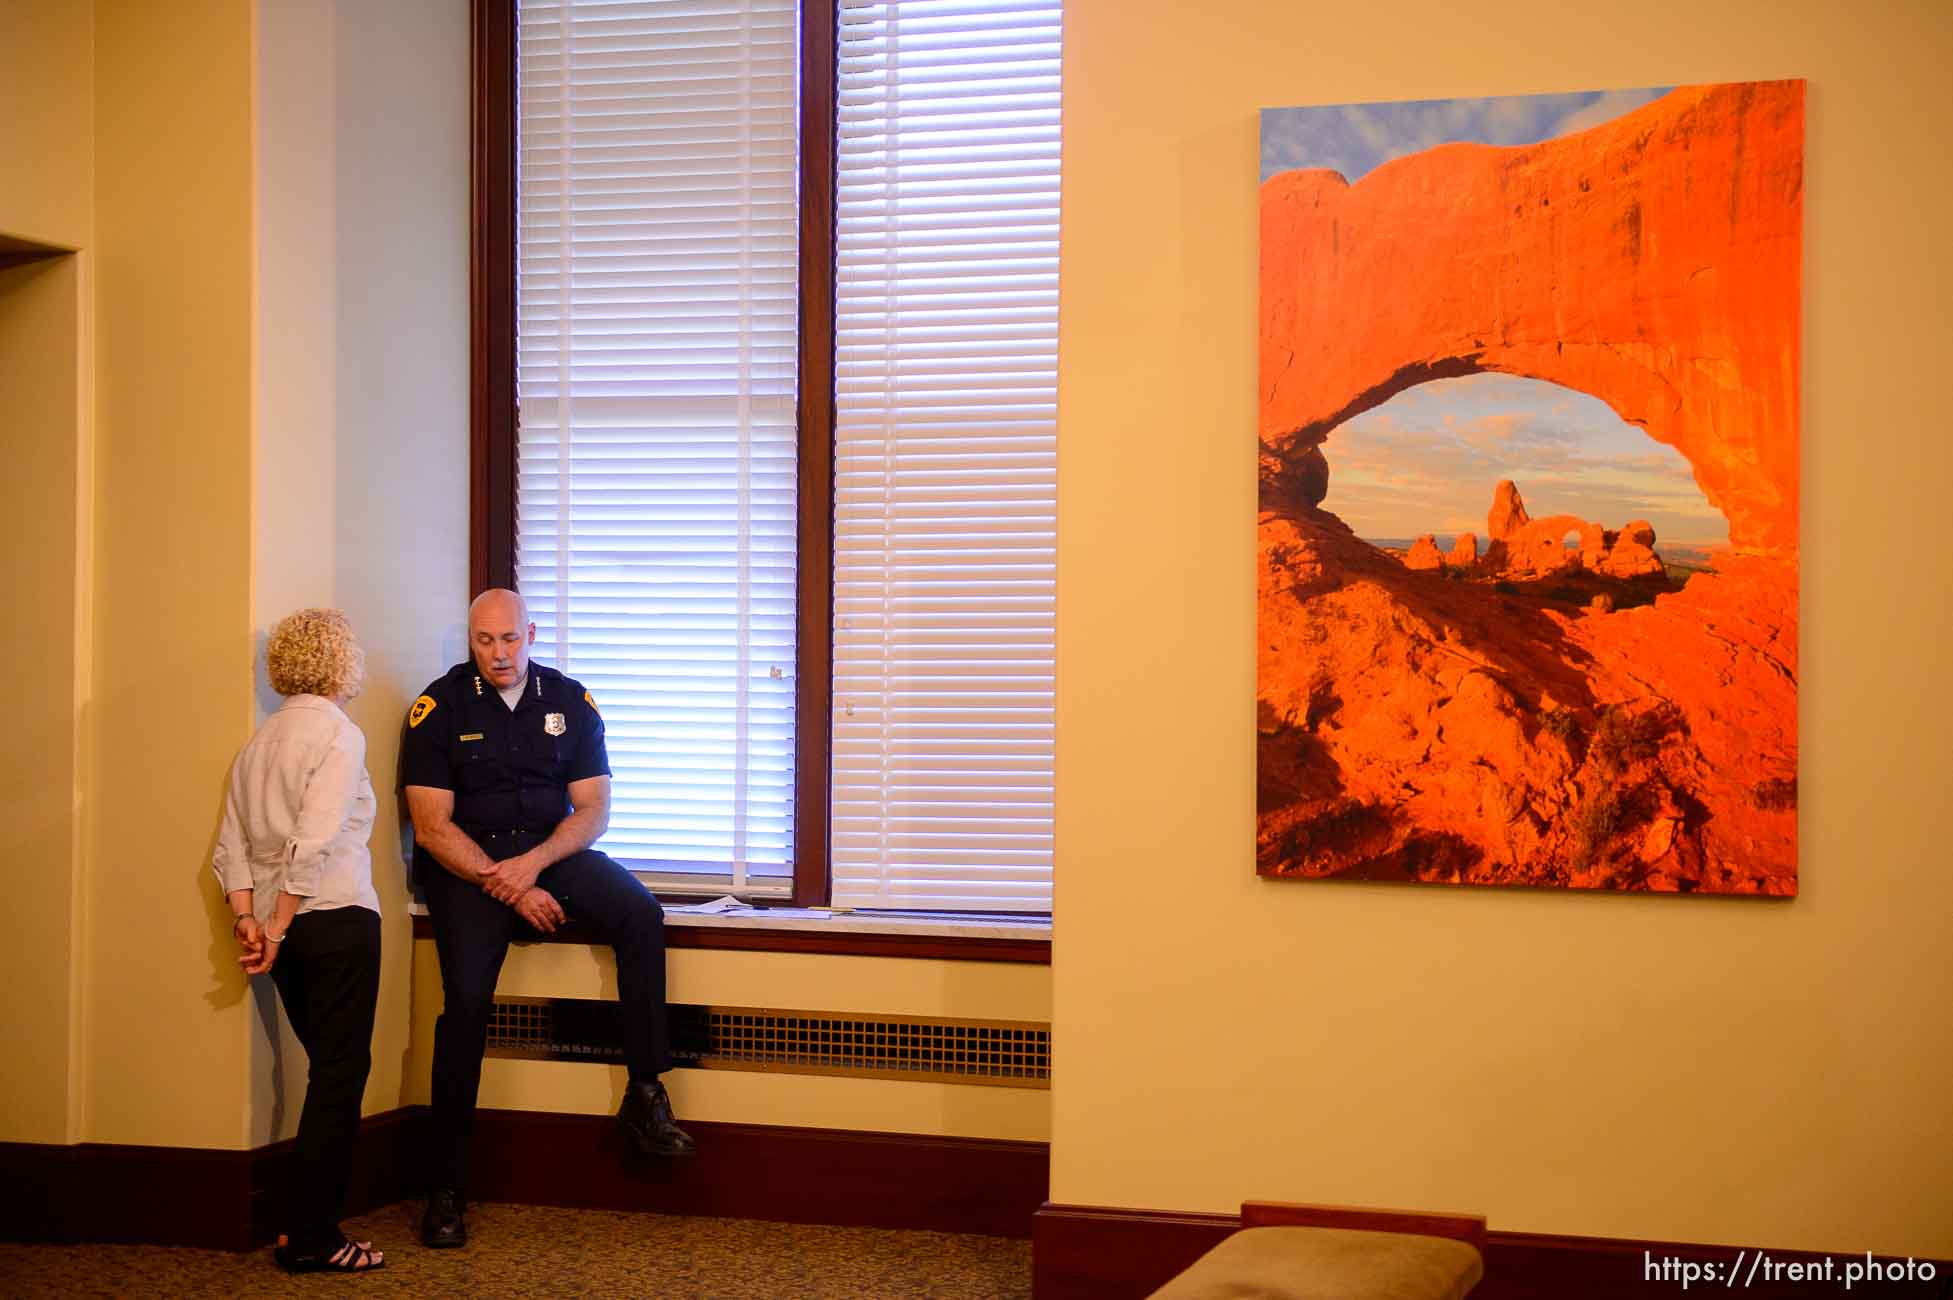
[1323,374,1729,547]
[1260,86,1671,184]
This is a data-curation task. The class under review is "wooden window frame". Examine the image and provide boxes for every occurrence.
[469,0,839,912]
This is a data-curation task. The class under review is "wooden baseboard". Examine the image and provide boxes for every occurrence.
[0,1108,422,1252]
[0,1137,254,1251]
[467,1108,1049,1239]
[2,1107,1048,1249]
[1033,1203,1953,1300]
[248,1106,425,1248]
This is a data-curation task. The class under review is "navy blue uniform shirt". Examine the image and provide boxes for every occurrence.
[400,662,609,867]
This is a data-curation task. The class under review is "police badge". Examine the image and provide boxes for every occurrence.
[544,712,566,736]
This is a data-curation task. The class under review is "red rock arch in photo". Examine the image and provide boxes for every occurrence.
[1259,81,1803,555]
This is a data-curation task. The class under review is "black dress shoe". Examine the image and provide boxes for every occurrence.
[420,1188,467,1248]
[617,1079,696,1157]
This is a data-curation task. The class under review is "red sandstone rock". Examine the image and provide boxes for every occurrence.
[1488,480,1530,542]
[1292,445,1329,509]
[1580,523,1608,570]
[1405,535,1445,571]
[1260,81,1803,555]
[1640,816,1680,863]
[1256,508,1796,893]
[1603,520,1665,578]
[1448,532,1478,568]
[1504,514,1586,577]
[1469,484,1668,580]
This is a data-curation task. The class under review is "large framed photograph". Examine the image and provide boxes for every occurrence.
[1256,82,1802,894]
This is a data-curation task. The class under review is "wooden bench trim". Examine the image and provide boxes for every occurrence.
[1240,1200,1488,1255]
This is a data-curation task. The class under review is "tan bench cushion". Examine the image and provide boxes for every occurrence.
[1147,1226,1484,1300]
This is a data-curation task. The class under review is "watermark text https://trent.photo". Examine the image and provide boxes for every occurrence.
[1645,1248,1940,1291]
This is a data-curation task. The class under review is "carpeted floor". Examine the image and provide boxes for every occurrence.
[0,1201,1033,1298]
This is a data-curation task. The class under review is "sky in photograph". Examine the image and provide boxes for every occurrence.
[1324,375,1728,547]
[1259,86,1672,183]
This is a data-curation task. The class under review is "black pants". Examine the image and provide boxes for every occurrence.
[423,842,672,1193]
[267,905,382,1254]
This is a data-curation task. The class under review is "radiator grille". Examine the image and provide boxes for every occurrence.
[486,998,1049,1089]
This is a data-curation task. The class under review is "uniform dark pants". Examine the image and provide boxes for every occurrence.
[422,842,672,1193]
[267,905,383,1254]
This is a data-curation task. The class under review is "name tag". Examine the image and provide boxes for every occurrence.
[459,733,485,742]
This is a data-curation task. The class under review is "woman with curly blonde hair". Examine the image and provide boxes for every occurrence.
[212,608,385,1273]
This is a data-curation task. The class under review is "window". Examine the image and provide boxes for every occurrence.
[828,2,1060,910]
[473,0,1058,913]
[511,0,803,899]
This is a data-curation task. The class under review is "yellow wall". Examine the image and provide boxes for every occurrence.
[1054,0,1953,1256]
[0,0,94,1148]
[85,0,258,1149]
[0,255,86,1143]
[0,0,93,249]
[250,0,471,1145]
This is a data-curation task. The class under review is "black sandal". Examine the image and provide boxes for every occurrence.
[274,1237,386,1273]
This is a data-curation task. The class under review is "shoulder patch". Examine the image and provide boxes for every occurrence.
[408,695,438,729]
[584,690,600,716]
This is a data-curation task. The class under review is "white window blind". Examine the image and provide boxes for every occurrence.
[516,0,800,893]
[830,0,1061,910]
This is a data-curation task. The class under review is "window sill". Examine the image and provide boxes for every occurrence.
[407,904,1051,964]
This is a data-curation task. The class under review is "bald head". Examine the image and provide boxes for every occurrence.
[470,587,529,626]
[469,587,535,689]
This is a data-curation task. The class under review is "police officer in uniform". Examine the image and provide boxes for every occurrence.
[402,588,693,1249]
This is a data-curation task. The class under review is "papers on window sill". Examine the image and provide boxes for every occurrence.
[663,895,752,915]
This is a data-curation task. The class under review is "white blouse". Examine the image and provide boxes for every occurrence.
[212,694,380,922]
